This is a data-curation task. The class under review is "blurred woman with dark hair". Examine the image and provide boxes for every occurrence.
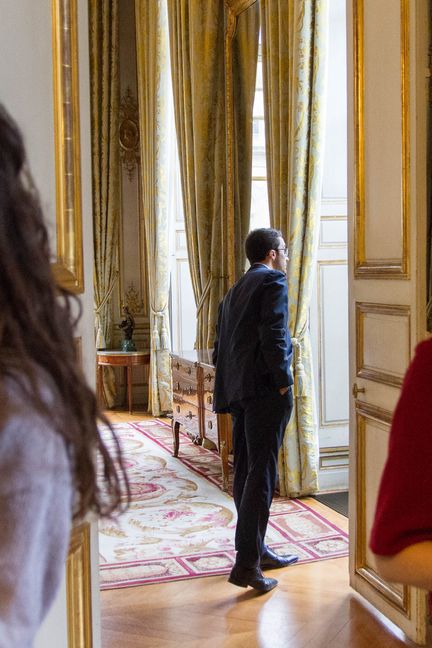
[0,103,129,645]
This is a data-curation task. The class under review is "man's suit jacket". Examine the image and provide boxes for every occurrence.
[212,263,293,413]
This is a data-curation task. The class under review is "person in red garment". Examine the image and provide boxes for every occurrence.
[370,338,432,589]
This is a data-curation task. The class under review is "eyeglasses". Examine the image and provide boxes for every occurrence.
[275,247,289,259]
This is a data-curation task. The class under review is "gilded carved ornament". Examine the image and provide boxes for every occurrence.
[124,282,144,316]
[119,87,140,181]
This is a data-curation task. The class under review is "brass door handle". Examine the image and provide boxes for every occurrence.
[186,411,196,419]
[352,383,365,398]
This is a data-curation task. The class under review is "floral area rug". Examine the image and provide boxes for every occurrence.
[99,419,348,590]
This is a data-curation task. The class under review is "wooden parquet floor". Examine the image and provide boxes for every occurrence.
[101,410,417,647]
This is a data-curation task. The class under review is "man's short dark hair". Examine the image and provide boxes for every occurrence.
[245,228,282,264]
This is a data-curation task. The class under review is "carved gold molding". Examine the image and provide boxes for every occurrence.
[356,302,411,387]
[67,522,93,647]
[117,177,149,323]
[353,0,410,279]
[51,0,84,293]
[355,407,410,615]
[124,282,144,315]
[119,87,140,182]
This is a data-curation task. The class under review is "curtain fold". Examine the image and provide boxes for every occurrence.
[135,0,172,415]
[261,0,328,496]
[90,0,120,408]
[232,5,260,278]
[167,0,227,349]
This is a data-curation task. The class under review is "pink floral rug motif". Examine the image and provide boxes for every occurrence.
[99,419,348,590]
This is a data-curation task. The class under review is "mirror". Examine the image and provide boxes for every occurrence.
[51,0,84,293]
[224,0,260,284]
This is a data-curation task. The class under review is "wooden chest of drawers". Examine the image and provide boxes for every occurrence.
[171,350,232,490]
[172,356,201,444]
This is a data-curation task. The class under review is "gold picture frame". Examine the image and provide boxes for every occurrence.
[51,0,84,293]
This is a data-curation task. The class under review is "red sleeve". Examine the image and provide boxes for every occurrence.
[370,338,432,556]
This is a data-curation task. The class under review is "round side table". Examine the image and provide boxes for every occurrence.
[97,350,150,413]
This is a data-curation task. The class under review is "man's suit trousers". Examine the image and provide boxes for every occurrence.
[230,389,293,569]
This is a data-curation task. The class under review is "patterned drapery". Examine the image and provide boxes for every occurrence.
[261,0,329,496]
[232,4,260,278]
[89,0,120,407]
[135,0,172,415]
[167,0,227,349]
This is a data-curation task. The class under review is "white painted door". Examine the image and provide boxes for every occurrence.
[347,0,429,643]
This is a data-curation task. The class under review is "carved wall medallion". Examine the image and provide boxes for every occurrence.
[125,282,144,315]
[119,87,140,181]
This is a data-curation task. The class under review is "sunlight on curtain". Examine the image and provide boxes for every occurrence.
[261,0,329,496]
[167,0,227,349]
[135,0,172,415]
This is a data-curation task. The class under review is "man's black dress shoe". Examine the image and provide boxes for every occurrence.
[228,565,278,592]
[260,547,299,569]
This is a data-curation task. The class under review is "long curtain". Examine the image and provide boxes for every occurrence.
[135,0,172,415]
[232,5,260,278]
[89,0,120,407]
[167,0,227,349]
[261,0,328,496]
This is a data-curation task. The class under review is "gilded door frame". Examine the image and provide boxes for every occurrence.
[51,0,84,293]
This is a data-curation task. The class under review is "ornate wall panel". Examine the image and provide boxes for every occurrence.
[355,403,410,614]
[356,302,411,387]
[319,216,347,249]
[318,261,349,427]
[354,0,410,278]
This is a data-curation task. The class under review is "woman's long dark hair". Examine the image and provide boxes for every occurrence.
[0,104,129,519]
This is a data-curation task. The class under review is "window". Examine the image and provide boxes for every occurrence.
[250,38,270,231]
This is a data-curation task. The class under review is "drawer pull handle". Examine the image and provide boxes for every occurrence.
[208,420,213,430]
[175,362,181,370]
[177,382,180,391]
[176,405,180,413]
[186,411,196,419]
[207,395,213,404]
[205,373,212,381]
[187,367,192,375]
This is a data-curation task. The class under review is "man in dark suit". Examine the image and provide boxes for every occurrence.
[213,228,298,593]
